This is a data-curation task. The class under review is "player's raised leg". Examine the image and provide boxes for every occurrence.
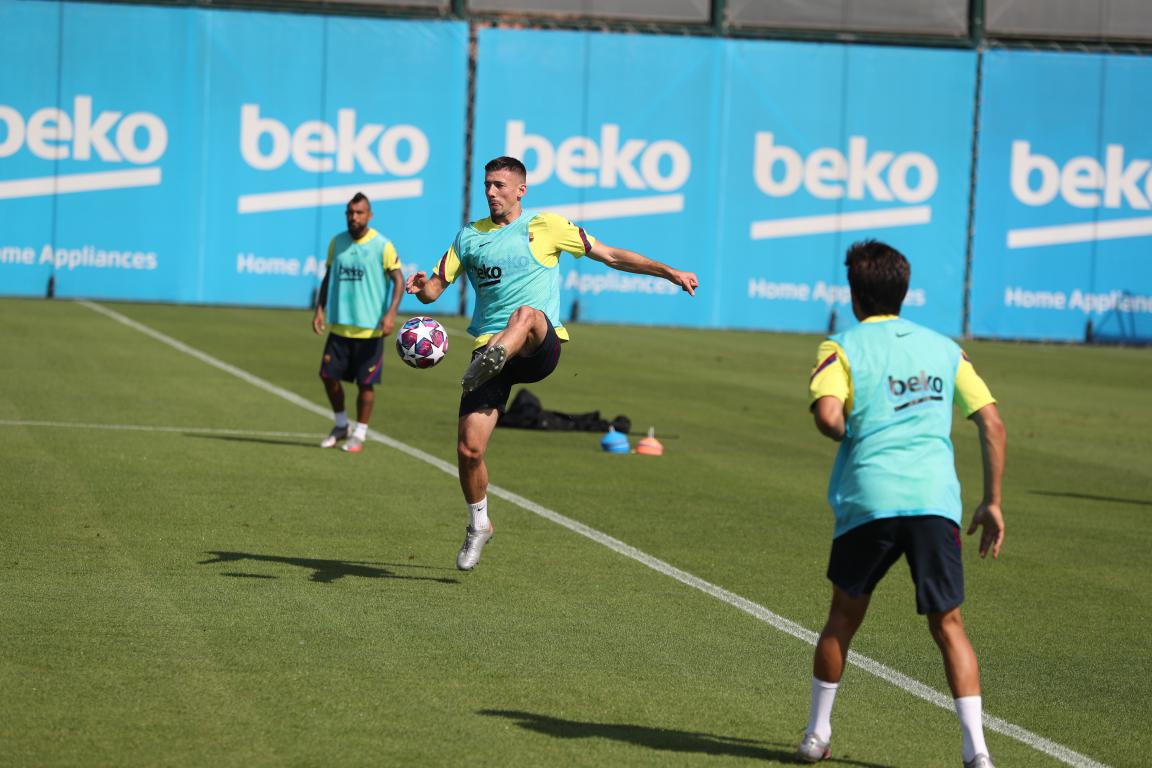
[461,306,549,393]
[455,407,499,570]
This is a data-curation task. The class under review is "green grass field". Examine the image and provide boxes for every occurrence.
[1,297,1148,767]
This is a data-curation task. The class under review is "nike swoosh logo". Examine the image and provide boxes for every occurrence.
[478,242,490,248]
[895,331,913,337]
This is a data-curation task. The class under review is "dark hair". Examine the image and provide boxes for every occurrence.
[348,192,371,209]
[844,239,910,316]
[484,156,527,178]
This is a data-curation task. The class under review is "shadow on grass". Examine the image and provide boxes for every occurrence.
[184,433,318,448]
[198,551,459,584]
[479,709,890,766]
[1030,489,1152,507]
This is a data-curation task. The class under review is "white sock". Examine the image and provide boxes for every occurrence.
[806,677,839,742]
[333,411,349,429]
[468,498,490,531]
[352,422,368,440]
[954,696,988,761]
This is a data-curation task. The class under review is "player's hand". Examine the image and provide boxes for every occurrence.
[672,270,699,296]
[966,502,1004,559]
[406,271,428,294]
[380,314,396,337]
[311,306,326,335]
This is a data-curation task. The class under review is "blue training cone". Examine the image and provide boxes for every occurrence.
[600,425,630,454]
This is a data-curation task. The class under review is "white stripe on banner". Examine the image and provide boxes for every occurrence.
[0,167,162,200]
[74,298,1112,768]
[750,205,932,240]
[237,179,424,214]
[1007,215,1152,248]
[543,194,684,222]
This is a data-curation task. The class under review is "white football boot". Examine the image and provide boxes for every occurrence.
[795,733,831,763]
[456,522,494,570]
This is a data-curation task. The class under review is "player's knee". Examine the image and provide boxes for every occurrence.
[509,305,542,327]
[928,608,966,644]
[824,609,864,638]
[457,438,485,465]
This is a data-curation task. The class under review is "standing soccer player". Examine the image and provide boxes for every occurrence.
[406,156,699,571]
[799,240,1006,768]
[312,192,404,453]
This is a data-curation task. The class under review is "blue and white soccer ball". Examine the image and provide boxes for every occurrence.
[396,316,448,369]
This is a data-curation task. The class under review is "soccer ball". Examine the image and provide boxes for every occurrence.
[396,316,448,369]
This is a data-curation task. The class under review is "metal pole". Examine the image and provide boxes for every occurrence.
[711,0,727,36]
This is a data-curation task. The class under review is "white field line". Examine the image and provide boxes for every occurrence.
[73,299,1109,768]
[0,420,318,439]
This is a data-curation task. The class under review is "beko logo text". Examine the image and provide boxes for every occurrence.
[1004,141,1152,249]
[507,120,690,191]
[1011,141,1151,209]
[240,105,428,175]
[502,120,690,222]
[0,96,167,201]
[0,96,168,163]
[235,105,429,215]
[755,133,937,202]
[748,133,937,241]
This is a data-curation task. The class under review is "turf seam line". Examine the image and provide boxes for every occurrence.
[78,300,1109,768]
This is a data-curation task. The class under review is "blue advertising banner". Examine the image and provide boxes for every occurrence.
[971,49,1152,341]
[1,2,201,301]
[0,0,59,297]
[0,2,467,311]
[200,12,468,310]
[714,40,977,337]
[471,28,722,330]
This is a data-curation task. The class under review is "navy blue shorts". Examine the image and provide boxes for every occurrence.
[319,334,384,387]
[827,515,964,615]
[459,319,562,417]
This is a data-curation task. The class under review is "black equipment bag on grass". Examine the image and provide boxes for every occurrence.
[497,388,630,434]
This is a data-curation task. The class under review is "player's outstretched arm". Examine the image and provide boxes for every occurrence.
[586,242,698,296]
[406,271,447,304]
[967,403,1006,558]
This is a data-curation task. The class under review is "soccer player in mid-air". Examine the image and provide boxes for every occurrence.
[406,156,699,571]
[799,240,1006,768]
[312,192,404,453]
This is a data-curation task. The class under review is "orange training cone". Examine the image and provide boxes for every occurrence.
[635,426,664,456]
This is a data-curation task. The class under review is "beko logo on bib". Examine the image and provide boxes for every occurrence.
[1006,140,1152,249]
[0,96,167,200]
[749,132,938,240]
[236,104,429,215]
[504,119,690,222]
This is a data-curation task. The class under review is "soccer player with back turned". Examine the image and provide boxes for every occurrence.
[799,240,1006,768]
[406,156,699,571]
[312,192,404,453]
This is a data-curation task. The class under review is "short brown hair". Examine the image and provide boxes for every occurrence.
[845,240,910,316]
[484,156,527,179]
